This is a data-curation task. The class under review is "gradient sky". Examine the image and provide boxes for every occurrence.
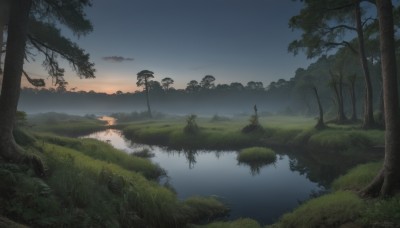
[24,0,312,94]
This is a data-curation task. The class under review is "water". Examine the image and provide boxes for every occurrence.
[83,128,327,225]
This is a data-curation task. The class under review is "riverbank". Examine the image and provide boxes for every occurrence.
[2,113,391,227]
[119,116,384,155]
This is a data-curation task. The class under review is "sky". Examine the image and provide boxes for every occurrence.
[24,0,312,94]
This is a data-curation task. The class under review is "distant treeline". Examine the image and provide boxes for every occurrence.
[19,51,385,119]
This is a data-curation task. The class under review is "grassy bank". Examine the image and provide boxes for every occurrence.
[1,128,229,227]
[28,112,107,136]
[120,116,384,152]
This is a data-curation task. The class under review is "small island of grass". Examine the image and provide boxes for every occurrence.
[237,147,276,164]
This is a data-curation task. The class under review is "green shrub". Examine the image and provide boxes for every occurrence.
[184,114,200,134]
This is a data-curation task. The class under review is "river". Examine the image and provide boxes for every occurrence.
[82,126,328,225]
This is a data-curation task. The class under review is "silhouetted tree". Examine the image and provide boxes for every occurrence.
[246,81,264,90]
[136,70,154,117]
[230,82,245,91]
[200,75,215,90]
[362,0,400,197]
[161,77,174,91]
[186,80,200,93]
[0,0,95,162]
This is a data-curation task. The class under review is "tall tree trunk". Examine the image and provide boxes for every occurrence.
[144,78,152,118]
[329,70,347,123]
[338,71,347,123]
[0,0,32,161]
[313,86,325,130]
[0,0,9,76]
[348,74,357,121]
[355,1,375,129]
[362,0,400,197]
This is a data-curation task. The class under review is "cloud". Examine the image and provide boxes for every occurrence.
[102,56,134,63]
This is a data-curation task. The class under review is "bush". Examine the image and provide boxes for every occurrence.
[184,114,199,134]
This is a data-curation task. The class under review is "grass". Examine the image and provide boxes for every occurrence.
[28,112,106,136]
[332,161,382,191]
[120,116,384,153]
[237,147,276,164]
[266,160,400,228]
[195,218,261,228]
[2,122,230,227]
[34,132,164,180]
[268,191,364,228]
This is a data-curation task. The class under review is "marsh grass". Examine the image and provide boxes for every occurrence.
[35,133,164,180]
[237,147,276,164]
[196,218,261,228]
[122,116,384,153]
[269,191,364,228]
[28,112,106,136]
[183,196,230,223]
[332,162,382,191]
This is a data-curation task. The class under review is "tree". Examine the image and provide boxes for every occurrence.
[0,0,9,75]
[246,81,264,90]
[136,70,154,117]
[230,82,245,91]
[161,77,174,91]
[186,80,200,93]
[0,0,95,161]
[362,0,400,197]
[313,86,325,130]
[200,75,215,90]
[289,0,376,128]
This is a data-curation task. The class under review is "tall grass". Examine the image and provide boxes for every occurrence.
[28,112,106,136]
[332,162,382,191]
[269,191,364,228]
[121,116,384,152]
[35,133,164,179]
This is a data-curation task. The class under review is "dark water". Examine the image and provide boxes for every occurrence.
[83,129,331,225]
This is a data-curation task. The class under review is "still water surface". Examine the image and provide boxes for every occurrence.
[83,128,325,225]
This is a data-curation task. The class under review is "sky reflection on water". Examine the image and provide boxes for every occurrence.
[83,129,324,225]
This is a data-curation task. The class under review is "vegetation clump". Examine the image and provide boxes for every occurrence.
[269,191,364,228]
[131,148,155,158]
[238,147,276,164]
[210,114,231,122]
[242,105,263,133]
[237,147,276,175]
[184,114,200,134]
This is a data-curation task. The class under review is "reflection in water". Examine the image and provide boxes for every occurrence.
[82,129,368,225]
[238,160,276,176]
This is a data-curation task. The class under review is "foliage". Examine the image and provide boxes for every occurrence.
[131,148,155,158]
[237,147,276,175]
[182,196,230,223]
[269,191,364,228]
[110,111,165,123]
[184,114,200,134]
[361,194,400,227]
[28,112,106,136]
[332,162,382,191]
[237,147,276,164]
[196,218,261,228]
[210,114,231,122]
[35,133,164,180]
